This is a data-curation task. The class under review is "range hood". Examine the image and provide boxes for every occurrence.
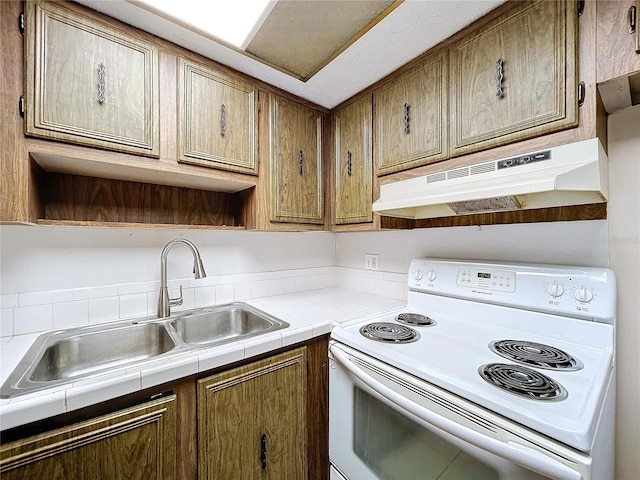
[373,138,608,219]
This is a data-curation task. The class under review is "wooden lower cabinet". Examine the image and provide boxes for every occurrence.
[0,395,177,479]
[197,347,308,480]
[0,339,328,480]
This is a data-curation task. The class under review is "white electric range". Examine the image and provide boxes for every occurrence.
[329,258,616,480]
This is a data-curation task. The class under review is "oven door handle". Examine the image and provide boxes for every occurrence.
[330,345,583,480]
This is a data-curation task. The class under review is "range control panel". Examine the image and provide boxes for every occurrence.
[407,258,616,323]
[456,268,516,293]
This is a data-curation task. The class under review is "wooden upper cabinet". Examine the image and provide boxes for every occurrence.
[0,395,177,479]
[24,1,159,157]
[197,348,308,480]
[597,0,640,82]
[373,51,448,176]
[449,0,578,157]
[178,59,259,175]
[269,95,324,224]
[333,96,373,225]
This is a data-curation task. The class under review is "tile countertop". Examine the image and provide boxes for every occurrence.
[0,287,404,432]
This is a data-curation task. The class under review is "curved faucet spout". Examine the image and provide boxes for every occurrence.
[157,239,206,318]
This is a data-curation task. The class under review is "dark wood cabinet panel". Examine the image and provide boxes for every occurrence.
[374,51,448,175]
[24,1,159,156]
[333,95,373,224]
[197,348,308,480]
[0,395,177,480]
[449,0,578,156]
[178,59,259,174]
[269,95,324,224]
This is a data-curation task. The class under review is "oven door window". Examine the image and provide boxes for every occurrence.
[354,386,500,480]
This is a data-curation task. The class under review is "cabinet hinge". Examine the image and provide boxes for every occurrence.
[577,81,585,108]
[257,100,262,113]
[19,96,25,118]
[18,12,25,35]
[577,0,585,17]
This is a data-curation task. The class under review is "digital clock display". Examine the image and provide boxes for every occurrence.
[478,272,491,279]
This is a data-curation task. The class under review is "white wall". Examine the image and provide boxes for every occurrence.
[336,220,610,272]
[0,227,335,293]
[607,105,640,480]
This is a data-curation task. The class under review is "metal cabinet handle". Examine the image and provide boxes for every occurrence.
[97,62,106,103]
[220,104,226,136]
[496,57,504,99]
[629,5,637,34]
[347,151,352,176]
[260,433,267,469]
[298,150,303,175]
[403,103,410,134]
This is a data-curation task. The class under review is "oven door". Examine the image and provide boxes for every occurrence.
[329,342,592,480]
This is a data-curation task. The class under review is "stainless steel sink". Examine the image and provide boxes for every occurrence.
[30,323,176,382]
[171,303,289,346]
[0,303,289,398]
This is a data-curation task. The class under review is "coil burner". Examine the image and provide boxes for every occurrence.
[359,322,419,343]
[395,313,436,327]
[479,363,567,401]
[489,340,583,371]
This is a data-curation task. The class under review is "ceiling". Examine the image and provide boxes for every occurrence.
[76,0,505,109]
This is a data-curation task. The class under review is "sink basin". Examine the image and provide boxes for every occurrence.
[171,303,289,346]
[30,323,176,382]
[1,322,177,398]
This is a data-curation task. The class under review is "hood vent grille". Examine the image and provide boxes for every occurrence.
[470,162,496,175]
[427,172,446,184]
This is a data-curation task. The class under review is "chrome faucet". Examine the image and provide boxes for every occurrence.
[157,239,206,318]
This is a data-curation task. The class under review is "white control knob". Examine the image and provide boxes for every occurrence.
[426,269,437,282]
[545,281,564,297]
[414,270,423,281]
[573,285,594,303]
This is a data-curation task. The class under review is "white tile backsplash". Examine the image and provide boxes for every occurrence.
[0,294,18,309]
[53,301,89,329]
[14,304,53,335]
[119,293,148,319]
[88,297,120,324]
[1,309,13,338]
[194,286,216,308]
[0,264,412,336]
[215,284,234,304]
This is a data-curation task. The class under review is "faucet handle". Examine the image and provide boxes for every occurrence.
[169,285,184,307]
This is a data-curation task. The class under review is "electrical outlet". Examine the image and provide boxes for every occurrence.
[365,254,379,271]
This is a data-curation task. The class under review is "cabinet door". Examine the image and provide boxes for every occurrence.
[334,96,373,224]
[197,348,308,480]
[178,60,259,174]
[0,395,176,479]
[450,0,578,156]
[269,95,323,224]
[24,1,159,157]
[374,51,448,176]
[597,0,640,82]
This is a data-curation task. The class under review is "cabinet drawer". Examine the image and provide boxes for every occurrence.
[178,59,259,175]
[24,1,159,157]
[449,0,578,156]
